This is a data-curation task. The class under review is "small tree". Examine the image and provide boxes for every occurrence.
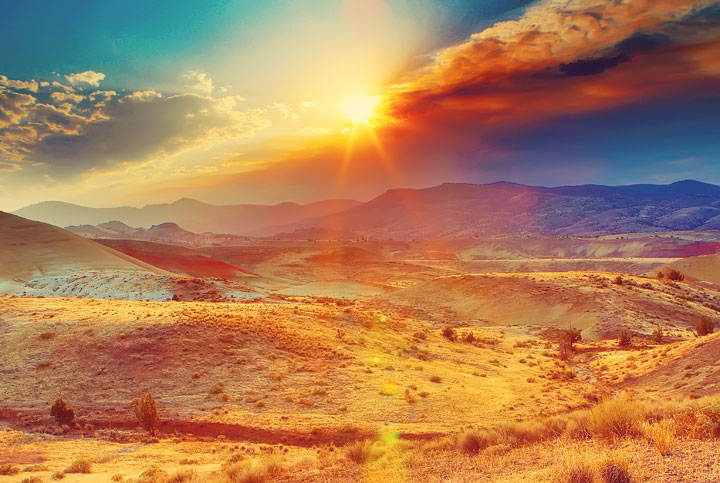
[557,328,581,360]
[132,392,160,435]
[618,329,632,347]
[50,397,75,426]
[612,276,624,285]
[652,326,664,344]
[693,317,716,337]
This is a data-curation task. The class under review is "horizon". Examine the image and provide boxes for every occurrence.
[2,0,719,211]
[9,177,720,212]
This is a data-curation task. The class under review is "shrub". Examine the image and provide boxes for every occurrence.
[652,326,664,344]
[345,440,386,464]
[693,317,716,337]
[0,464,20,475]
[558,328,581,360]
[551,447,594,483]
[584,397,644,438]
[598,451,632,483]
[618,330,632,347]
[50,397,75,426]
[132,392,160,435]
[64,459,92,474]
[430,375,442,383]
[51,471,66,480]
[612,276,623,285]
[442,327,457,342]
[463,331,475,343]
[21,477,44,483]
[225,456,286,482]
[458,428,498,454]
[665,269,684,281]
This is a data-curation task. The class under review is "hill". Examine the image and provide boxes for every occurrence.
[0,211,166,287]
[94,239,256,279]
[14,198,362,236]
[272,180,720,239]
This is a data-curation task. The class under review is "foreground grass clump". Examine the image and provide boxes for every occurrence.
[458,428,500,454]
[551,446,632,483]
[641,419,676,456]
[64,458,93,474]
[224,456,286,482]
[345,439,388,463]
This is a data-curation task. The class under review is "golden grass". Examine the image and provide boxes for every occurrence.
[551,446,632,483]
[224,455,286,483]
[641,419,676,456]
[64,458,93,474]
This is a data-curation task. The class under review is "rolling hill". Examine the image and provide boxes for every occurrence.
[272,180,720,239]
[13,198,362,236]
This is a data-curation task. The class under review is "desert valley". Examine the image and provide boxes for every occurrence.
[2,180,720,482]
[3,0,720,481]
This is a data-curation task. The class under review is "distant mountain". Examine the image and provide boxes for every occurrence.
[13,198,363,236]
[269,180,720,239]
[66,221,247,247]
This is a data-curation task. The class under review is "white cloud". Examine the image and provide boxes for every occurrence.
[65,70,106,87]
[300,101,318,111]
[0,75,39,92]
[183,71,214,93]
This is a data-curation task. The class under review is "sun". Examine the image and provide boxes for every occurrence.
[341,96,379,124]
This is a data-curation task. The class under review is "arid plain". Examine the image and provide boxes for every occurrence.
[2,208,720,482]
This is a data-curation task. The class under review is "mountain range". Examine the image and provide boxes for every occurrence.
[12,180,720,240]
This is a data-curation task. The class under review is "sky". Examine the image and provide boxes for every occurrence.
[1,0,719,210]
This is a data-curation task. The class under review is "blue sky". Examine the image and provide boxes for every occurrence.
[0,0,719,209]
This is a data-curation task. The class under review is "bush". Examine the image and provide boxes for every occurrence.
[64,459,92,474]
[618,330,632,347]
[345,440,386,464]
[50,397,75,426]
[225,456,286,482]
[665,269,684,281]
[463,331,475,343]
[612,276,623,285]
[0,464,20,475]
[558,327,581,360]
[458,428,498,454]
[442,327,457,342]
[584,397,644,438]
[693,317,716,337]
[51,471,66,480]
[132,392,161,435]
[652,326,664,344]
[21,477,44,483]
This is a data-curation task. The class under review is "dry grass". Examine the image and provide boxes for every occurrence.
[551,446,632,483]
[641,419,676,456]
[64,458,93,474]
[224,456,286,482]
